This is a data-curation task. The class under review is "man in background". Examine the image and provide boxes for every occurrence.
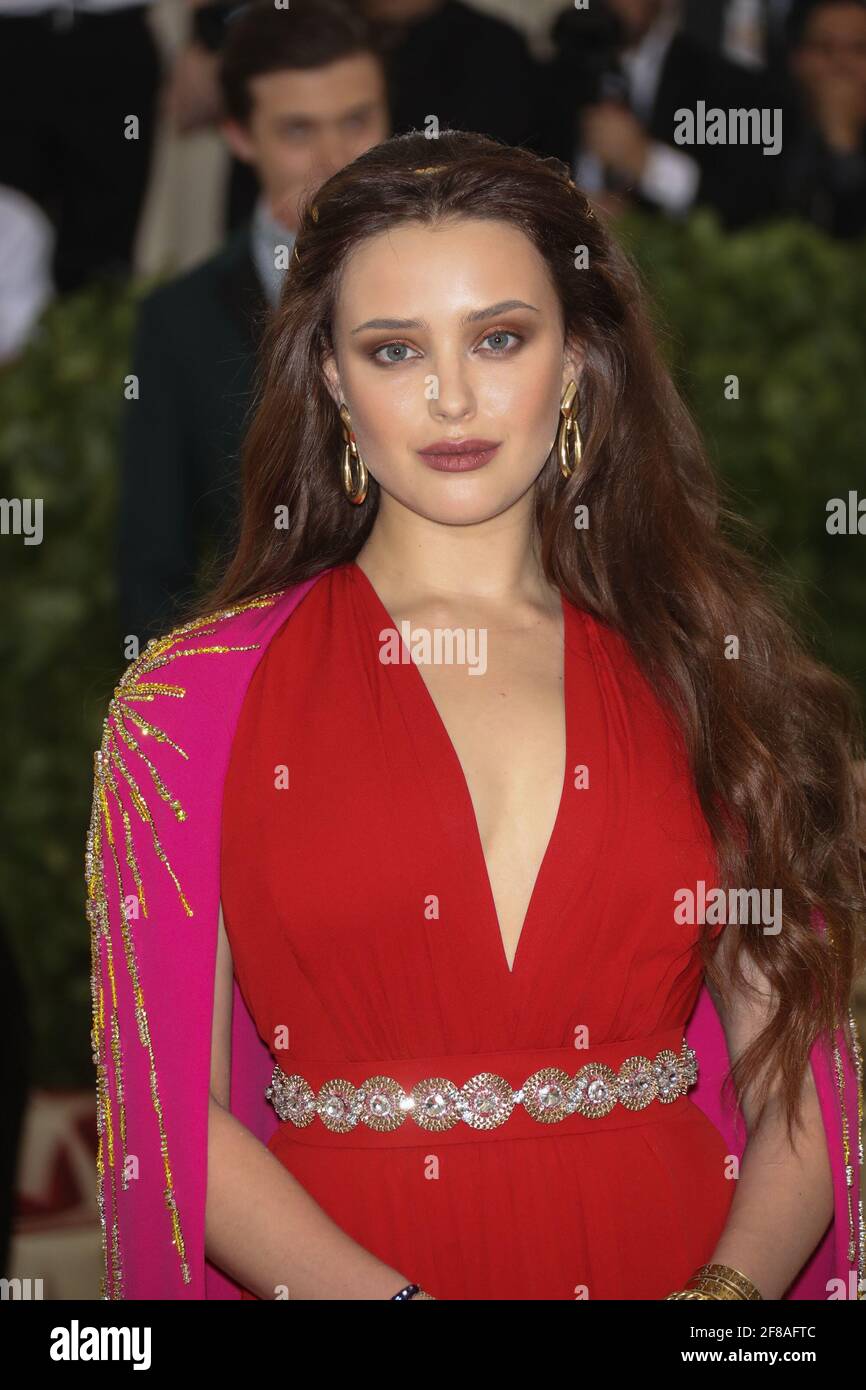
[178,0,544,230]
[117,0,389,644]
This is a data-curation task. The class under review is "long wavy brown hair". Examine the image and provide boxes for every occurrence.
[187,129,866,1140]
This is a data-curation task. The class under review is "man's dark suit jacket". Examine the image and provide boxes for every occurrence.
[117,223,268,643]
[540,25,778,230]
[371,0,543,151]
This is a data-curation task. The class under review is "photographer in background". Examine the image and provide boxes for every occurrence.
[541,0,773,228]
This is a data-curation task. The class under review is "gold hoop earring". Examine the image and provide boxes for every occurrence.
[557,379,582,480]
[339,403,369,504]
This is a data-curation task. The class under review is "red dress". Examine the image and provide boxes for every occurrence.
[220,560,735,1300]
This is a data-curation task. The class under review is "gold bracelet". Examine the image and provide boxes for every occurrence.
[693,1263,763,1300]
[666,1262,763,1301]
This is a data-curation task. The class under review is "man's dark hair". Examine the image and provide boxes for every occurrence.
[786,0,866,49]
[219,0,381,125]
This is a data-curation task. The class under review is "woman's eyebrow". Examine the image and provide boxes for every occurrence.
[349,299,540,335]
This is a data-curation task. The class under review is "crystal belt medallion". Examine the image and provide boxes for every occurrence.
[265,1039,699,1134]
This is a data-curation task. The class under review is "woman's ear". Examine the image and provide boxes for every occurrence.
[562,340,586,395]
[321,353,342,408]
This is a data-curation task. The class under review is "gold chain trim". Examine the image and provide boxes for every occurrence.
[86,593,284,1298]
[843,1005,865,1294]
[822,918,865,1296]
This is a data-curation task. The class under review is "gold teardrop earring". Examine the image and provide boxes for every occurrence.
[557,379,582,480]
[339,403,369,504]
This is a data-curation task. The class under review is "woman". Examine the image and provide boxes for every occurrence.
[87,129,865,1301]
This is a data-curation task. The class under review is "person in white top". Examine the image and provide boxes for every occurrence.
[0,185,54,363]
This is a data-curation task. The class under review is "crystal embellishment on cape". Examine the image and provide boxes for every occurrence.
[86,591,285,1298]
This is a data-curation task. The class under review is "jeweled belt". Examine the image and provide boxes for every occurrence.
[264,1032,699,1141]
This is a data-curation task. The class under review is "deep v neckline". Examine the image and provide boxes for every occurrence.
[348,560,572,980]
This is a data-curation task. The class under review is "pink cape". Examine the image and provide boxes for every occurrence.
[85,570,865,1299]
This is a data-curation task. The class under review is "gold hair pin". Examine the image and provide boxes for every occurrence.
[296,166,445,255]
[306,164,443,227]
[565,176,596,218]
[295,161,546,265]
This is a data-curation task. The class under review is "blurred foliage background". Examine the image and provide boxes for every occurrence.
[621,211,866,686]
[1,214,864,1087]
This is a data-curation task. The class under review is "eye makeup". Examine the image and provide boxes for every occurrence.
[366,326,527,368]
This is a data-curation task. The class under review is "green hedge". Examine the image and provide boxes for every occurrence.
[620,211,866,685]
[0,282,144,1089]
[1,216,864,1087]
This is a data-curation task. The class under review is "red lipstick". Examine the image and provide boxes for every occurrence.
[416,438,501,472]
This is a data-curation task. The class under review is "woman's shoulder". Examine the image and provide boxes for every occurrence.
[95,585,325,782]
[119,582,332,695]
[86,586,318,926]
[575,601,689,739]
[108,591,285,709]
[574,602,647,680]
